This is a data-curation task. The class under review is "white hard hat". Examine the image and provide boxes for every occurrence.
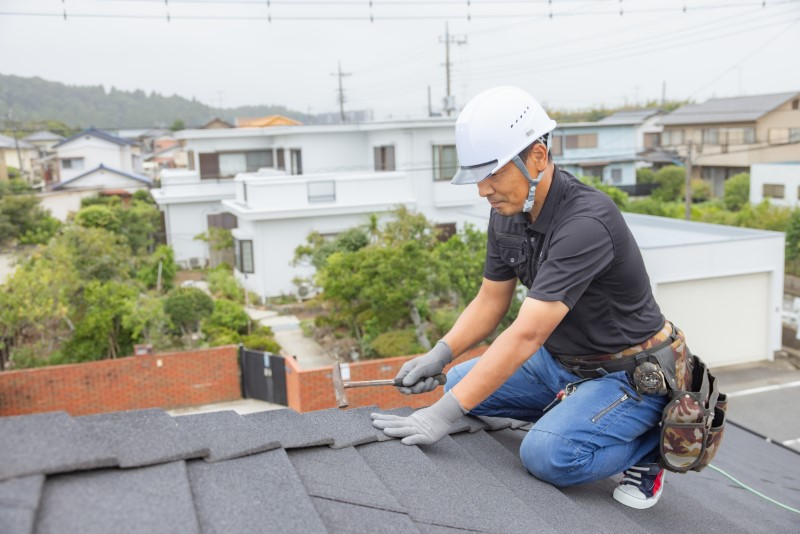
[451,86,557,185]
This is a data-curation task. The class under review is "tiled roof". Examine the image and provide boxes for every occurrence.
[659,92,799,126]
[52,127,136,149]
[52,164,153,190]
[235,115,303,127]
[22,131,65,143]
[0,134,35,150]
[597,109,662,125]
[1,406,797,533]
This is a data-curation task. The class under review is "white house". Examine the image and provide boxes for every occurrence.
[155,119,480,275]
[53,127,142,183]
[461,204,784,368]
[749,162,800,208]
[151,169,238,268]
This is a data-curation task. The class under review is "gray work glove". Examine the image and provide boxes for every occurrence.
[371,390,467,446]
[396,340,453,395]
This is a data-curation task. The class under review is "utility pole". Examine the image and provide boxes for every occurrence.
[661,81,666,107]
[685,140,693,221]
[331,61,352,123]
[439,22,467,116]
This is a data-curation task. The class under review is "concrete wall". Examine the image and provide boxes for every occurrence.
[750,163,800,208]
[37,189,100,221]
[0,346,240,417]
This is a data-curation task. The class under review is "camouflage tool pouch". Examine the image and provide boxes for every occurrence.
[659,353,727,473]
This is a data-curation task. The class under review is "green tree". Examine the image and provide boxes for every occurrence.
[164,287,214,337]
[137,245,177,291]
[580,177,629,209]
[723,172,750,211]
[74,205,121,233]
[207,265,244,301]
[170,119,186,131]
[432,223,486,307]
[122,292,174,350]
[293,227,370,269]
[636,167,656,185]
[62,280,138,361]
[652,165,686,202]
[0,191,61,246]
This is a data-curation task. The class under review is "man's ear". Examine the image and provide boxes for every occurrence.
[528,143,549,172]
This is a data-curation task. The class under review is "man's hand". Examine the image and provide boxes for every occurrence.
[371,391,467,446]
[395,340,453,395]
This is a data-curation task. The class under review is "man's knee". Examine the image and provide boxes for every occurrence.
[443,361,471,394]
[520,429,589,487]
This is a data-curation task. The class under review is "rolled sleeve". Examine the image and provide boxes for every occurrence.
[528,217,614,309]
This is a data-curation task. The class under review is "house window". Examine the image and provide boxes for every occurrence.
[234,239,254,273]
[290,149,303,175]
[276,148,285,170]
[582,165,604,178]
[662,129,684,146]
[432,144,458,181]
[763,184,785,199]
[199,150,274,179]
[207,212,238,230]
[61,158,84,170]
[643,133,661,149]
[702,129,719,144]
[374,145,396,171]
[611,168,623,183]
[743,128,756,144]
[564,134,598,149]
[791,129,800,143]
[308,180,336,202]
[793,99,799,110]
[550,135,563,156]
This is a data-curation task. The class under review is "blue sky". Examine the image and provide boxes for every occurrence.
[1,0,798,119]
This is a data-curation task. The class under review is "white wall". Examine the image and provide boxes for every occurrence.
[750,163,800,208]
[57,136,131,181]
[37,189,101,221]
[162,201,224,265]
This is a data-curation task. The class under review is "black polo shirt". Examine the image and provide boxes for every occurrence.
[483,166,663,356]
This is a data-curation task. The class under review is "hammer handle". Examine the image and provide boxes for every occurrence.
[344,373,447,389]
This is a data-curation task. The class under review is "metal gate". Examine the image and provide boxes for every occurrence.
[240,346,288,405]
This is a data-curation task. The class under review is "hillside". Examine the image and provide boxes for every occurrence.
[0,73,314,130]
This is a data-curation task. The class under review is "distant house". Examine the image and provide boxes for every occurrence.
[23,131,65,154]
[52,164,152,192]
[52,127,142,184]
[658,91,800,196]
[0,134,38,183]
[552,109,663,188]
[234,115,302,128]
[142,135,188,179]
[22,131,65,185]
[750,162,800,208]
[200,118,234,129]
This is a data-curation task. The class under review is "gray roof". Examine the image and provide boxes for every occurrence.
[22,131,65,143]
[53,127,136,149]
[0,405,797,533]
[659,92,799,126]
[0,133,34,150]
[52,164,153,190]
[597,109,662,125]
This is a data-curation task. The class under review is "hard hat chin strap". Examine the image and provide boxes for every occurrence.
[514,135,552,213]
[512,155,539,213]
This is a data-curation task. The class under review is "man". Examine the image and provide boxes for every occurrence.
[372,86,690,510]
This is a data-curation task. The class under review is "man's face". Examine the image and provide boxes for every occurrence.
[476,160,531,216]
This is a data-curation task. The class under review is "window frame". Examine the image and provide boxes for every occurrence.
[432,144,458,182]
[234,239,255,274]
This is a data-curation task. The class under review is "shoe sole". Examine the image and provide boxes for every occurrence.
[613,487,662,510]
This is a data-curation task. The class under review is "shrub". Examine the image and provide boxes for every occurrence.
[369,329,423,359]
[636,167,655,185]
[241,333,281,353]
[690,178,712,203]
[207,265,244,301]
[206,299,250,334]
[723,172,750,211]
[74,205,121,233]
[164,287,214,335]
[652,165,686,202]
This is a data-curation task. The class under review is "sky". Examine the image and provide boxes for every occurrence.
[1,0,799,121]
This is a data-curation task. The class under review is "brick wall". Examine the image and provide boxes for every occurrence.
[0,346,240,417]
[285,346,488,413]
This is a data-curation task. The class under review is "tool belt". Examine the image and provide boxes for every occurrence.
[554,321,727,473]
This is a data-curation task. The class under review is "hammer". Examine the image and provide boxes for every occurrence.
[331,361,447,408]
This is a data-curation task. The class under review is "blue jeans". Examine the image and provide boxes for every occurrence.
[445,347,667,487]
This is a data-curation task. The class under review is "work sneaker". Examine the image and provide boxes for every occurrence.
[613,464,664,509]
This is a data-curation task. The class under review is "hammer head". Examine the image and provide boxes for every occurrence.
[331,361,349,409]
